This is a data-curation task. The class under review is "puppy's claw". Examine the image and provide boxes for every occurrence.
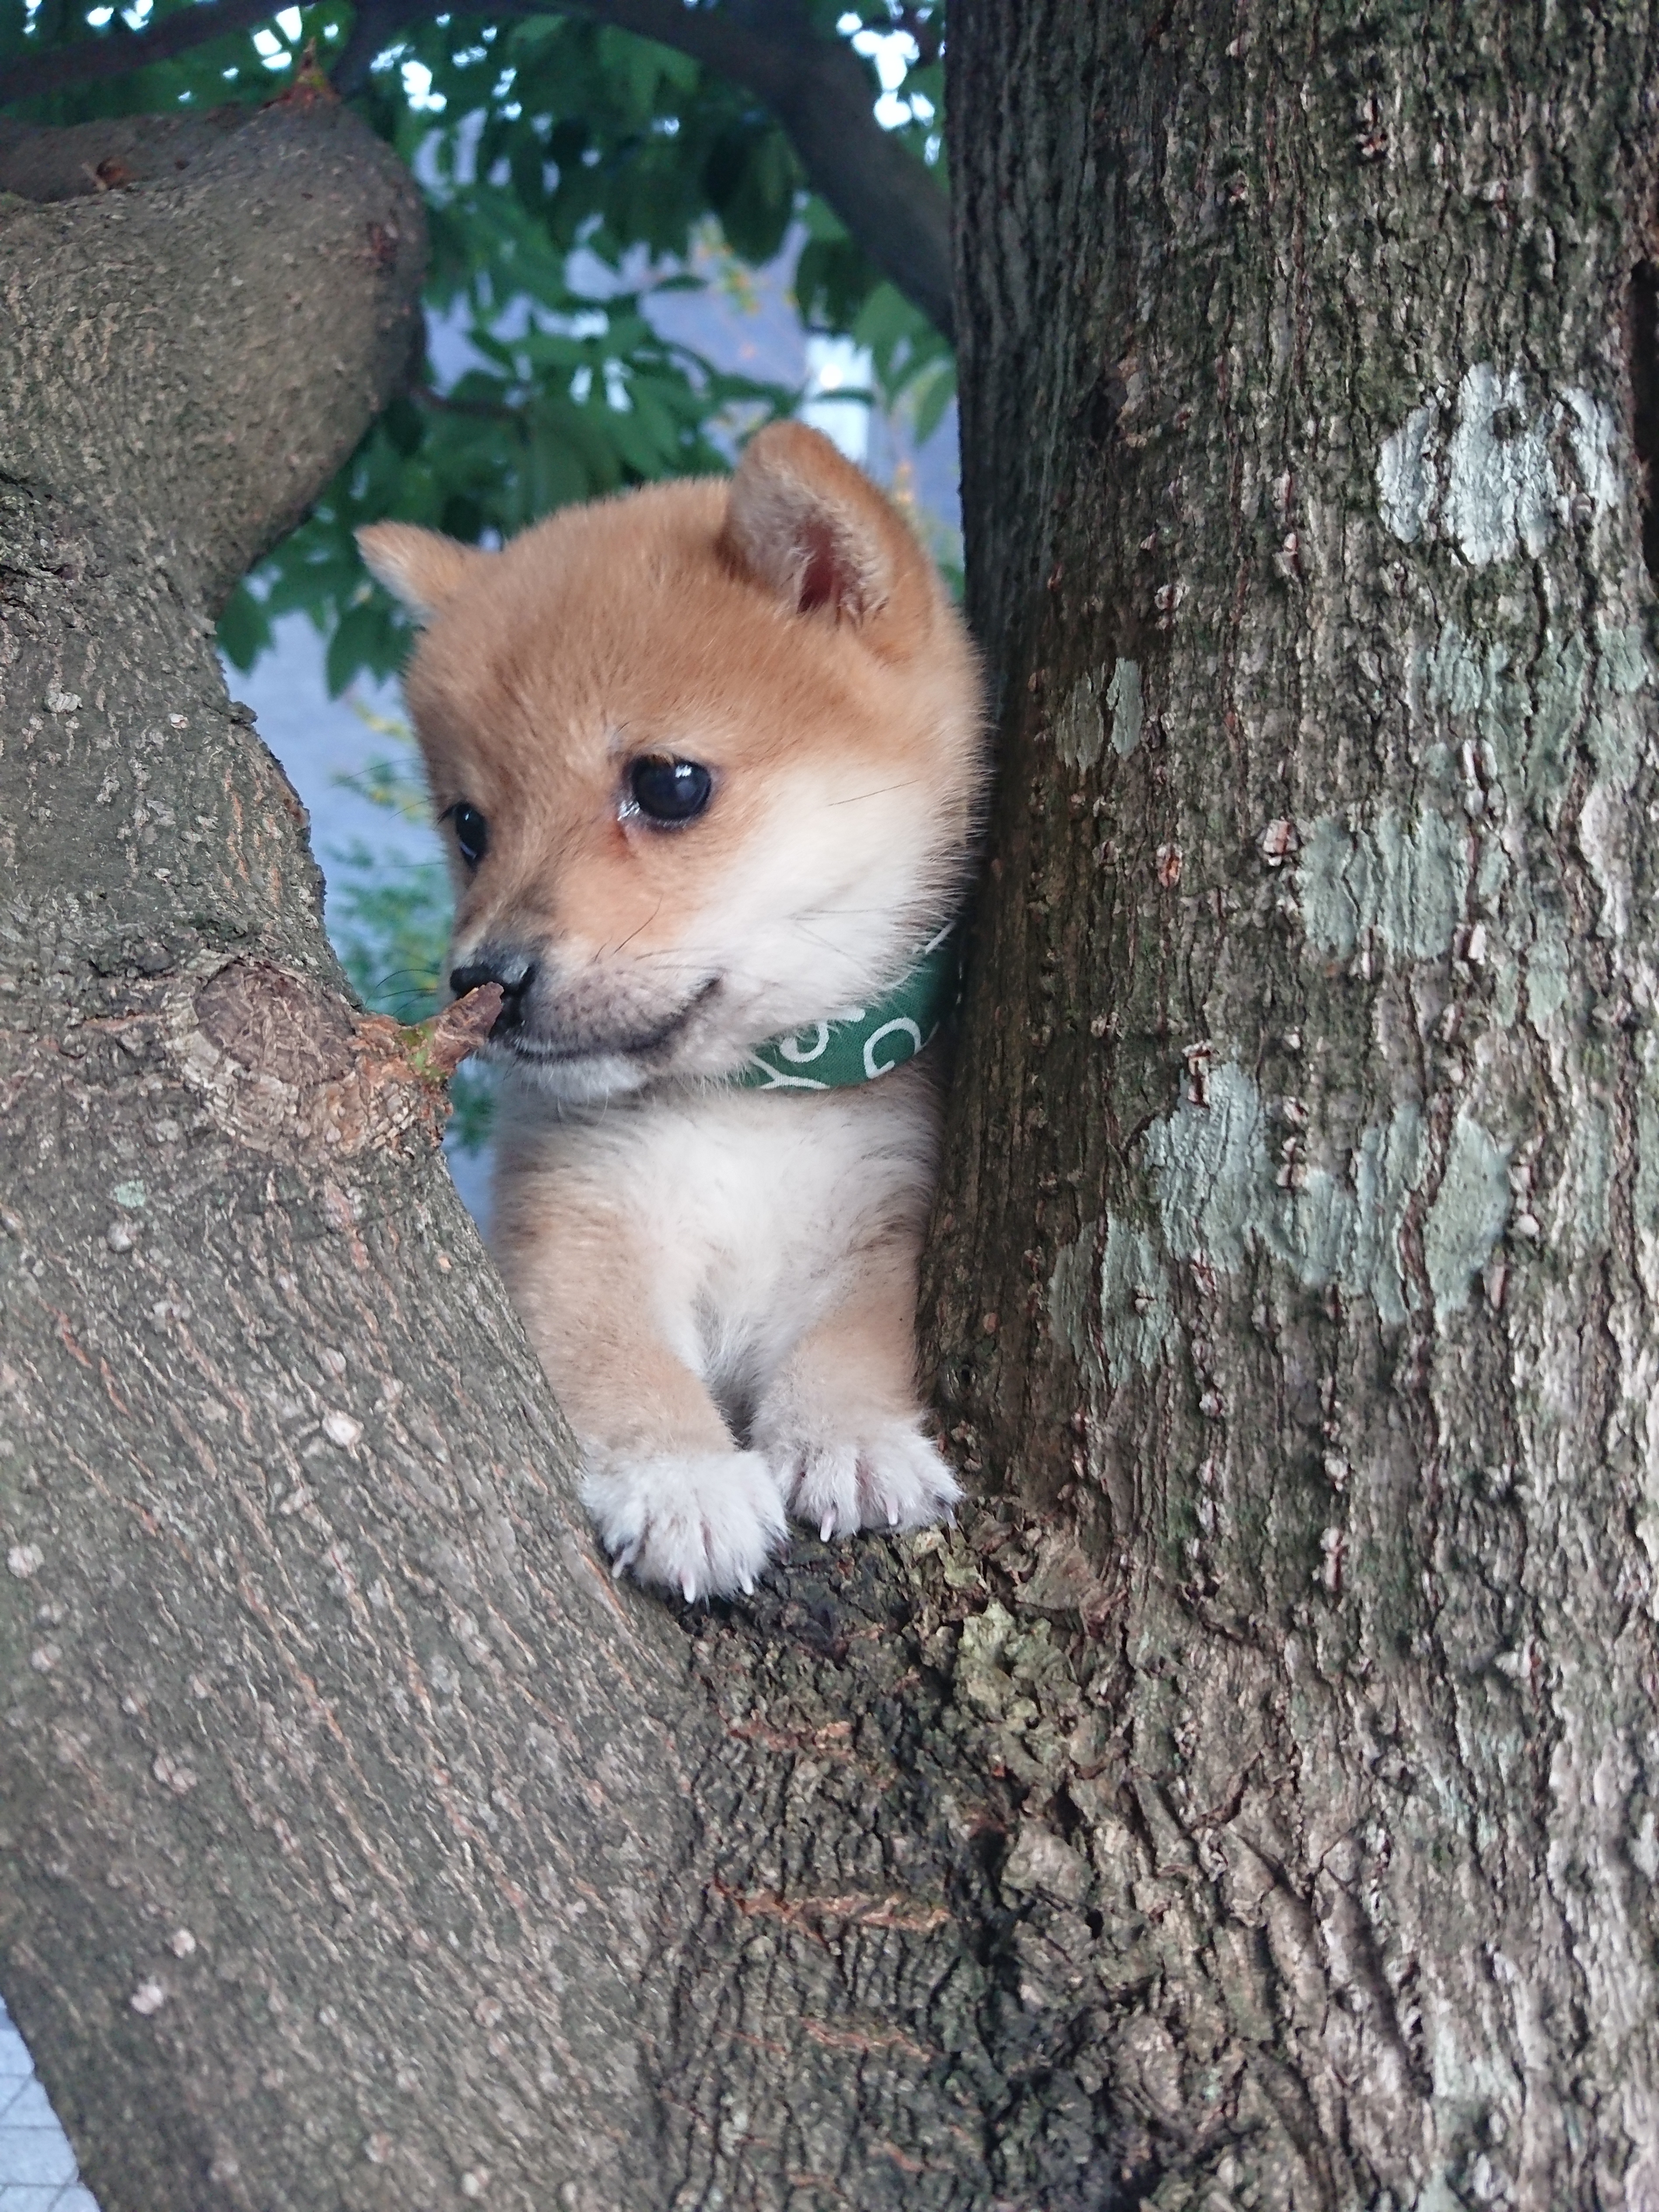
[772,1423,961,1548]
[581,1449,786,1602]
[738,1572,755,1596]
[611,1542,639,1579]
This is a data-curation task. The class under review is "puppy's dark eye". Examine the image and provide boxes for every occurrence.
[628,756,713,826]
[447,802,489,867]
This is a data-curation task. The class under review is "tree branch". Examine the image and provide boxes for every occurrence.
[498,0,957,342]
[1,91,427,607]
[0,0,956,342]
[1,106,700,2206]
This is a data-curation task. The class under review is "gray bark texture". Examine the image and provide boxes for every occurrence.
[8,4,1659,2208]
[0,96,705,2212]
[925,0,1659,2204]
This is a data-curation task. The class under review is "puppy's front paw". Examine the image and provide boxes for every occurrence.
[762,1420,961,1544]
[581,1450,788,1601]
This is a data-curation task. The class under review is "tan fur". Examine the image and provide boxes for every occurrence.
[359,423,985,1600]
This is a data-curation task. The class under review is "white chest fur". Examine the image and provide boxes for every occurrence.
[489,1064,957,1597]
[495,1068,936,1401]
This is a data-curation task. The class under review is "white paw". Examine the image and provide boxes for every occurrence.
[580,1449,788,1602]
[762,1420,961,1544]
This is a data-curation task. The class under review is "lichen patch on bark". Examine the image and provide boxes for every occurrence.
[929,1,1659,2198]
[1377,363,1624,564]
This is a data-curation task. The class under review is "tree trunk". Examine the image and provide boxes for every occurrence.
[0,99,713,2212]
[925,0,1659,2202]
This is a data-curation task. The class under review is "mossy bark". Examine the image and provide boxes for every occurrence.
[924,0,1659,2202]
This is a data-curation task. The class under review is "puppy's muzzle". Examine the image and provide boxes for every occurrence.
[451,945,535,1036]
[450,942,720,1071]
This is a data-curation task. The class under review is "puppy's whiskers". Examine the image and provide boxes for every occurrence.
[792,906,894,919]
[605,900,664,960]
[826,780,919,807]
[786,919,844,956]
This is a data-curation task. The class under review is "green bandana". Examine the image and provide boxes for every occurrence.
[733,923,959,1091]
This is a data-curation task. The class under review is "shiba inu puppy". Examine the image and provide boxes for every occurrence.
[358,422,985,1600]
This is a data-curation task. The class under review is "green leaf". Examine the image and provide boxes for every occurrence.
[704,116,797,266]
[8,0,957,684]
[325,600,402,697]
[217,581,271,673]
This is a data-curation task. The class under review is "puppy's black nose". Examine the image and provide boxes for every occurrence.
[451,948,536,1030]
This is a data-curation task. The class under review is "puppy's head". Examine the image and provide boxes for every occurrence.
[358,423,984,1102]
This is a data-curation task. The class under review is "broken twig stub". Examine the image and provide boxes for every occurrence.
[399,983,504,1085]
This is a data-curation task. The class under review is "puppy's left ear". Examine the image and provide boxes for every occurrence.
[356,522,486,624]
[720,422,937,657]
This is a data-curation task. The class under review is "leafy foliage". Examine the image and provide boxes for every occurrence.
[4,0,951,689]
[325,712,498,1149]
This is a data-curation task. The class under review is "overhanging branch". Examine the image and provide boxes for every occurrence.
[0,0,290,101]
[516,0,956,343]
[0,0,956,341]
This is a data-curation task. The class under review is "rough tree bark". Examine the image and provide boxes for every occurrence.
[0,96,711,2212]
[10,4,1659,2208]
[925,0,1659,2203]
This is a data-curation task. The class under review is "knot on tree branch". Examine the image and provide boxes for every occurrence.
[0,98,427,613]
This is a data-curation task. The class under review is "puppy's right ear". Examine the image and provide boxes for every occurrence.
[720,421,935,658]
[356,523,484,624]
